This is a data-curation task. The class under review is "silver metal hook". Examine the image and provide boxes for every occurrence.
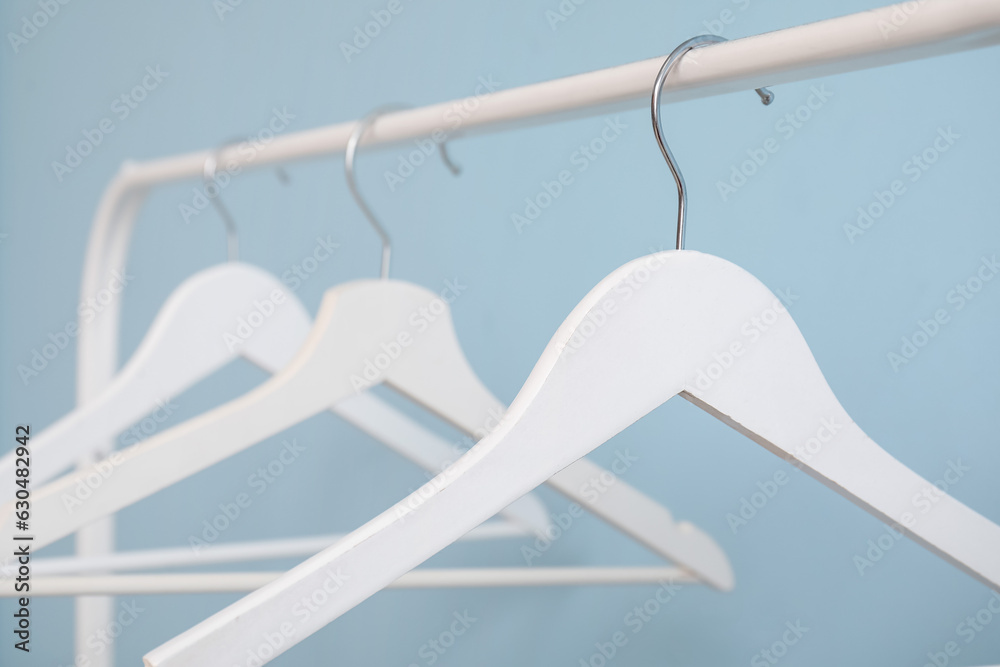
[202,138,293,263]
[652,35,774,250]
[344,105,463,280]
[203,142,241,262]
[439,141,462,176]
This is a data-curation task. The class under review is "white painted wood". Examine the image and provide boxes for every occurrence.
[3,262,302,485]
[76,185,148,667]
[2,261,546,535]
[5,568,696,597]
[335,394,548,538]
[145,251,1000,667]
[1,277,733,588]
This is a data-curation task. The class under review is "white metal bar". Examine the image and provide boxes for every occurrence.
[75,0,1000,444]
[15,522,528,577]
[75,188,146,667]
[7,568,697,597]
[100,0,1000,190]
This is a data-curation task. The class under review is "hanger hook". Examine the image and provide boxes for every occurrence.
[439,141,462,176]
[652,35,774,250]
[203,141,241,262]
[344,104,463,280]
[203,138,293,263]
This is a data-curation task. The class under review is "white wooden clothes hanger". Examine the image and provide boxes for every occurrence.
[0,152,548,536]
[0,115,734,589]
[3,262,549,536]
[142,36,1000,667]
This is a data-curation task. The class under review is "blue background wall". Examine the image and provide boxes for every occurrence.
[1,0,999,665]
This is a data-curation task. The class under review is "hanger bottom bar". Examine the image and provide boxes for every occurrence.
[5,567,699,596]
[7,522,529,578]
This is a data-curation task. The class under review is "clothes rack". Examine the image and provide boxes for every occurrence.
[68,2,1000,666]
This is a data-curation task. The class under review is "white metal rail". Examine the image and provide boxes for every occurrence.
[4,568,698,597]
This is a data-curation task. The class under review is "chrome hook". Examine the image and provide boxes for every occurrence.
[202,142,241,262]
[203,139,293,262]
[652,35,774,250]
[344,105,463,279]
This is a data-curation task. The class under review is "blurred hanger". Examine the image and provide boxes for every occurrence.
[13,520,531,579]
[143,36,1000,666]
[1,111,733,589]
[0,140,549,536]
